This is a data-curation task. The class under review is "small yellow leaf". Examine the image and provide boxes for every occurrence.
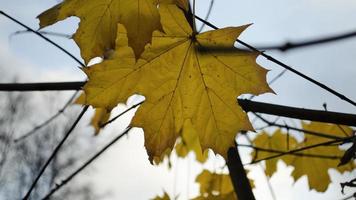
[251,129,298,177]
[38,0,161,63]
[194,170,236,199]
[83,5,271,163]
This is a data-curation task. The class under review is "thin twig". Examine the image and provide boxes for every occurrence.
[257,29,356,51]
[22,105,89,200]
[10,30,72,39]
[245,135,355,165]
[197,0,214,32]
[237,143,342,159]
[14,91,80,143]
[0,11,85,67]
[100,102,144,128]
[41,127,131,200]
[253,112,344,139]
[194,15,356,107]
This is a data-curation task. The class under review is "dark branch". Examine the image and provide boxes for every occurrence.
[239,99,356,127]
[41,127,131,200]
[252,113,344,140]
[227,145,256,200]
[1,82,356,127]
[0,82,85,91]
[246,135,355,165]
[257,29,356,51]
[22,106,89,200]
[100,102,143,128]
[237,143,342,159]
[10,30,72,39]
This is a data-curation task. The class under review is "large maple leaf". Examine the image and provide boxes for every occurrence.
[83,5,271,162]
[38,0,161,63]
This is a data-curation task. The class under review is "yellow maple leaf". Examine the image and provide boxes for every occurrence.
[83,4,271,162]
[283,122,355,192]
[38,0,162,63]
[251,129,298,177]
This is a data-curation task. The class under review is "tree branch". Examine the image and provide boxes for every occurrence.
[227,145,256,200]
[246,135,355,165]
[1,82,356,126]
[14,91,80,143]
[22,106,89,200]
[252,112,345,140]
[41,127,131,200]
[239,99,356,126]
[237,143,342,160]
[257,29,356,51]
[0,82,85,91]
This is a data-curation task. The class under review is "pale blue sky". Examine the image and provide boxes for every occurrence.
[1,0,356,199]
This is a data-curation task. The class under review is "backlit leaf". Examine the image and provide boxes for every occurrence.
[251,129,298,177]
[83,5,271,163]
[38,0,161,63]
[284,122,355,192]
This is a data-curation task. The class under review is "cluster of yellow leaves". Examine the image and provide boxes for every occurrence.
[39,1,271,163]
[192,169,254,200]
[252,122,355,192]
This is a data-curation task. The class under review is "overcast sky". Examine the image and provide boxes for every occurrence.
[1,0,356,199]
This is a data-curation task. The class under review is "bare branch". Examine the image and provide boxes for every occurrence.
[239,99,356,127]
[257,29,356,51]
[227,145,256,200]
[14,91,80,143]
[0,82,85,91]
[41,127,131,200]
[0,11,85,67]
[22,106,89,200]
[2,81,356,127]
[237,143,342,159]
[245,135,355,165]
